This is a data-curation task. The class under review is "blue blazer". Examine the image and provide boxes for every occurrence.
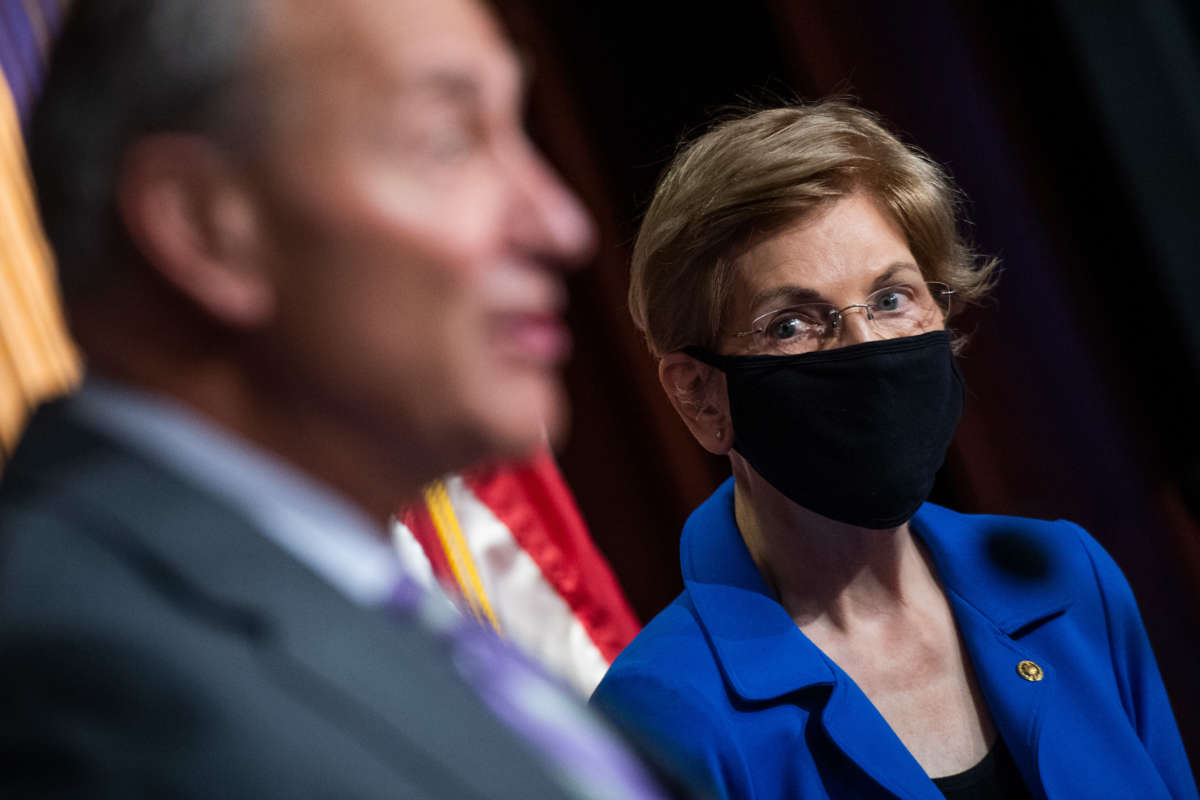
[592,479,1197,800]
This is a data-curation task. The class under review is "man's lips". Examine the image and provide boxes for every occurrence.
[494,311,572,364]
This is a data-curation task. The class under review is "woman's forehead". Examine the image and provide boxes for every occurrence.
[728,194,919,311]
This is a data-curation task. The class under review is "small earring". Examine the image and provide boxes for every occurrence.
[715,429,724,441]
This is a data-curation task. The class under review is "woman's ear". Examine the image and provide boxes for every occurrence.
[658,351,733,455]
[117,133,272,327]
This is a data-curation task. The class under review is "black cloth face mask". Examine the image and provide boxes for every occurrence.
[685,330,964,529]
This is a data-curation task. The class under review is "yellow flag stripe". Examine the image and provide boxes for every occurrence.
[422,481,502,634]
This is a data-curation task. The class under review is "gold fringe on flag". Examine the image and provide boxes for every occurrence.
[0,75,81,461]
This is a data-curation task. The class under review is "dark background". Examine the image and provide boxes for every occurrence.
[499,0,1200,764]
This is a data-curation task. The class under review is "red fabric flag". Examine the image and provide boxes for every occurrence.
[396,449,641,695]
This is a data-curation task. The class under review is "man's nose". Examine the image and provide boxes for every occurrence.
[508,144,597,268]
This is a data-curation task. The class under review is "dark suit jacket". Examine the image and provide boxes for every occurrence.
[0,402,580,798]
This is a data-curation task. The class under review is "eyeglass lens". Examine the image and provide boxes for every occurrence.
[745,282,951,354]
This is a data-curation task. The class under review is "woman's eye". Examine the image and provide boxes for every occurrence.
[769,317,801,340]
[768,315,817,340]
[873,289,910,313]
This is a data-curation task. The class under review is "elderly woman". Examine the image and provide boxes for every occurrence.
[590,101,1197,800]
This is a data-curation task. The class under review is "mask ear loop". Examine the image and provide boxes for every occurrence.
[681,345,728,371]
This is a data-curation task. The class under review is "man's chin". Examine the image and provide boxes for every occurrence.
[476,379,567,459]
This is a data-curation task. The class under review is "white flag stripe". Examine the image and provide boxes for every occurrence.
[441,475,612,696]
[392,477,612,696]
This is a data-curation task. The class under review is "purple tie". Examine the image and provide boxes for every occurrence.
[384,577,671,800]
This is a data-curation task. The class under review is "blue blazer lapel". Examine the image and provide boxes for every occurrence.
[818,677,948,800]
[939,592,1055,798]
[682,481,948,800]
[912,503,1074,797]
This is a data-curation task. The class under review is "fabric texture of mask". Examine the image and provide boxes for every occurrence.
[684,331,964,529]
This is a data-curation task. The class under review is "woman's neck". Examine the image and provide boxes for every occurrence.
[731,456,940,632]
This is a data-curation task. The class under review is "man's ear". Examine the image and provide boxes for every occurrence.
[658,351,733,455]
[116,134,272,327]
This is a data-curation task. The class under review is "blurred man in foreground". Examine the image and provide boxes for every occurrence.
[0,0,672,797]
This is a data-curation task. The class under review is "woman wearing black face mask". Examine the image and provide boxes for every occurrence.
[590,101,1197,800]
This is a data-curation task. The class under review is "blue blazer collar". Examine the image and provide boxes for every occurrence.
[680,479,833,701]
[910,502,1073,636]
[680,479,1073,703]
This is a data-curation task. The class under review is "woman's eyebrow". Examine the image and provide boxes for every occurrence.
[749,261,923,311]
[869,262,923,291]
[749,284,823,311]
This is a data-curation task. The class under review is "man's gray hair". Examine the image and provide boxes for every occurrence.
[30,0,259,299]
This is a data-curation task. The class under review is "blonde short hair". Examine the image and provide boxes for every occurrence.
[628,100,998,356]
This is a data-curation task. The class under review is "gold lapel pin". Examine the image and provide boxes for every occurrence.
[1017,660,1044,682]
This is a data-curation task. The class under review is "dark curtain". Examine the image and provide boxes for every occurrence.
[498,0,1200,764]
